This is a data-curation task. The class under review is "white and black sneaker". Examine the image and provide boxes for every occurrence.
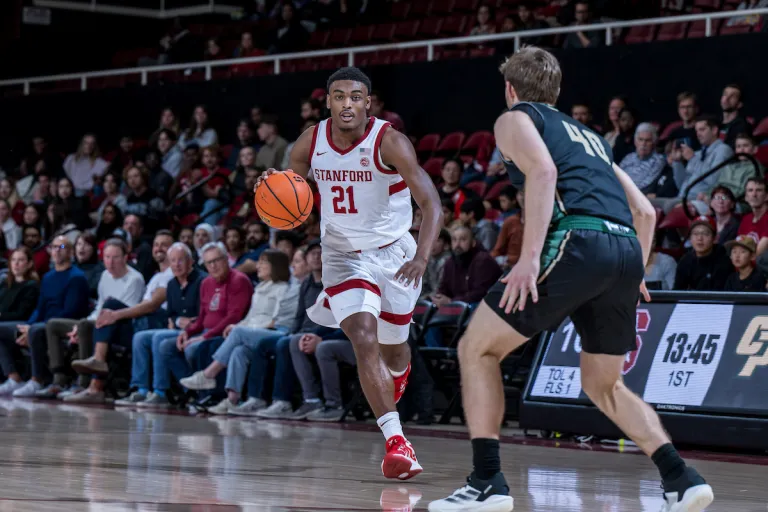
[428,472,514,512]
[661,467,714,512]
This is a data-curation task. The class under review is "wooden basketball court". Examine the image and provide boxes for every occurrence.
[0,398,764,511]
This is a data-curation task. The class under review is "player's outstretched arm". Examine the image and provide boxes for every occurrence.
[380,128,443,287]
[612,163,656,267]
[494,110,556,312]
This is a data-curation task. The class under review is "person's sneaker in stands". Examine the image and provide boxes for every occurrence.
[289,401,323,420]
[179,370,216,390]
[115,391,147,406]
[57,385,84,400]
[661,466,714,512]
[230,397,267,416]
[34,384,63,399]
[306,405,345,422]
[62,389,106,404]
[71,356,108,375]
[0,379,25,395]
[137,392,170,409]
[12,380,42,398]
[382,435,423,481]
[206,398,238,415]
[255,400,293,419]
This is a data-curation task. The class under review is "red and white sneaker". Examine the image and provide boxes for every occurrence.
[393,363,411,404]
[382,435,423,480]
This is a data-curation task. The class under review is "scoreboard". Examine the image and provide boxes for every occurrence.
[520,295,768,449]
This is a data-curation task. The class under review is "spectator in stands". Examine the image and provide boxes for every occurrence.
[644,239,677,291]
[94,203,123,243]
[225,226,249,267]
[300,98,322,121]
[226,120,260,171]
[620,123,675,198]
[204,38,222,60]
[491,187,524,269]
[251,105,263,127]
[459,198,499,252]
[149,108,180,147]
[231,146,257,193]
[713,134,762,200]
[0,247,40,394]
[157,242,253,400]
[30,173,54,207]
[268,2,309,54]
[670,115,734,209]
[517,2,550,46]
[179,249,294,414]
[178,105,218,150]
[21,225,49,276]
[370,92,405,133]
[0,200,21,250]
[422,229,452,299]
[283,118,318,170]
[123,214,156,282]
[438,158,476,219]
[56,176,91,230]
[666,91,700,150]
[0,179,25,226]
[275,230,302,261]
[256,116,288,171]
[710,185,740,245]
[91,173,127,227]
[431,225,502,306]
[18,136,61,195]
[234,32,255,58]
[23,204,42,231]
[141,150,174,204]
[178,226,194,249]
[737,177,768,255]
[495,185,520,223]
[193,223,214,265]
[724,235,766,292]
[63,134,109,196]
[156,128,183,179]
[45,202,79,246]
[116,242,204,407]
[612,107,637,164]
[563,1,604,48]
[235,222,271,277]
[720,84,753,147]
[226,168,261,226]
[494,14,520,56]
[727,0,768,27]
[674,216,731,291]
[110,135,136,174]
[441,198,455,227]
[7,237,90,397]
[603,96,626,147]
[53,238,146,403]
[571,102,600,132]
[290,246,309,280]
[470,4,496,36]
[75,233,103,299]
[123,165,165,235]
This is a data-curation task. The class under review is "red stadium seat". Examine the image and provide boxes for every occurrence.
[417,133,441,159]
[624,25,655,44]
[441,15,468,36]
[656,22,688,41]
[328,28,352,47]
[372,23,397,42]
[485,179,512,200]
[435,48,467,60]
[350,25,374,44]
[308,31,330,48]
[756,146,768,167]
[720,21,753,35]
[692,0,722,11]
[687,19,723,38]
[390,1,411,19]
[409,0,433,19]
[431,0,456,16]
[454,0,480,13]
[753,117,768,139]
[418,18,443,38]
[468,47,495,58]
[422,157,444,178]
[436,132,466,156]
[660,120,683,141]
[461,130,494,158]
[221,144,234,161]
[394,20,420,41]
[465,180,487,197]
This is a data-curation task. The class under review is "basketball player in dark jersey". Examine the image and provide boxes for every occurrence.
[429,47,713,512]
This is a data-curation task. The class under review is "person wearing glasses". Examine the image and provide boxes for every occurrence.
[157,241,253,395]
[0,237,90,397]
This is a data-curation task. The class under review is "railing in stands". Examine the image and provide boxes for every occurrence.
[31,0,240,18]
[2,8,766,96]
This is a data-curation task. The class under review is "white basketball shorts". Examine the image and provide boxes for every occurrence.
[306,233,421,345]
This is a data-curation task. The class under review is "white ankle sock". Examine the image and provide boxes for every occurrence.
[388,366,406,378]
[377,411,404,440]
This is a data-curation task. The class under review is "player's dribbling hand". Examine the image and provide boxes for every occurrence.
[395,256,427,289]
[498,257,540,314]
[254,168,283,191]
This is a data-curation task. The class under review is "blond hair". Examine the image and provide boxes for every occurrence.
[499,46,561,105]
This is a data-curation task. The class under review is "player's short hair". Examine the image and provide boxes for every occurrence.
[460,198,486,221]
[499,46,561,105]
[676,91,697,106]
[326,67,372,95]
[695,114,720,130]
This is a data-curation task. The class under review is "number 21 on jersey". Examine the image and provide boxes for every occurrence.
[562,121,611,164]
[331,185,358,214]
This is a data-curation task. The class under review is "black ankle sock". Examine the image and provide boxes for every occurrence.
[472,438,501,480]
[652,443,686,482]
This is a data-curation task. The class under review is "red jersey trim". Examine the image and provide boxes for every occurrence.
[380,310,414,326]
[325,278,382,297]
[373,122,399,175]
[389,180,408,195]
[326,116,376,156]
[307,124,320,168]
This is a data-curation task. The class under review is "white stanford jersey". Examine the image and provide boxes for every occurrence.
[309,116,412,252]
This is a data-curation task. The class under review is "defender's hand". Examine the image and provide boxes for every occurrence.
[254,168,283,191]
[395,257,427,289]
[498,258,540,314]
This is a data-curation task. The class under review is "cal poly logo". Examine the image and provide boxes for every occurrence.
[624,309,650,375]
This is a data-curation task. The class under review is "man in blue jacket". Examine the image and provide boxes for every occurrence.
[0,236,90,396]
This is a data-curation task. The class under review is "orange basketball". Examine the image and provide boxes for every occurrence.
[254,170,314,230]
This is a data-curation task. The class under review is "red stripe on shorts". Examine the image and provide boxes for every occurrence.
[379,310,414,326]
[325,279,381,297]
[388,180,408,195]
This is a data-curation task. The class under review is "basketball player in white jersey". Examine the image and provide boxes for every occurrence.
[258,67,443,480]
